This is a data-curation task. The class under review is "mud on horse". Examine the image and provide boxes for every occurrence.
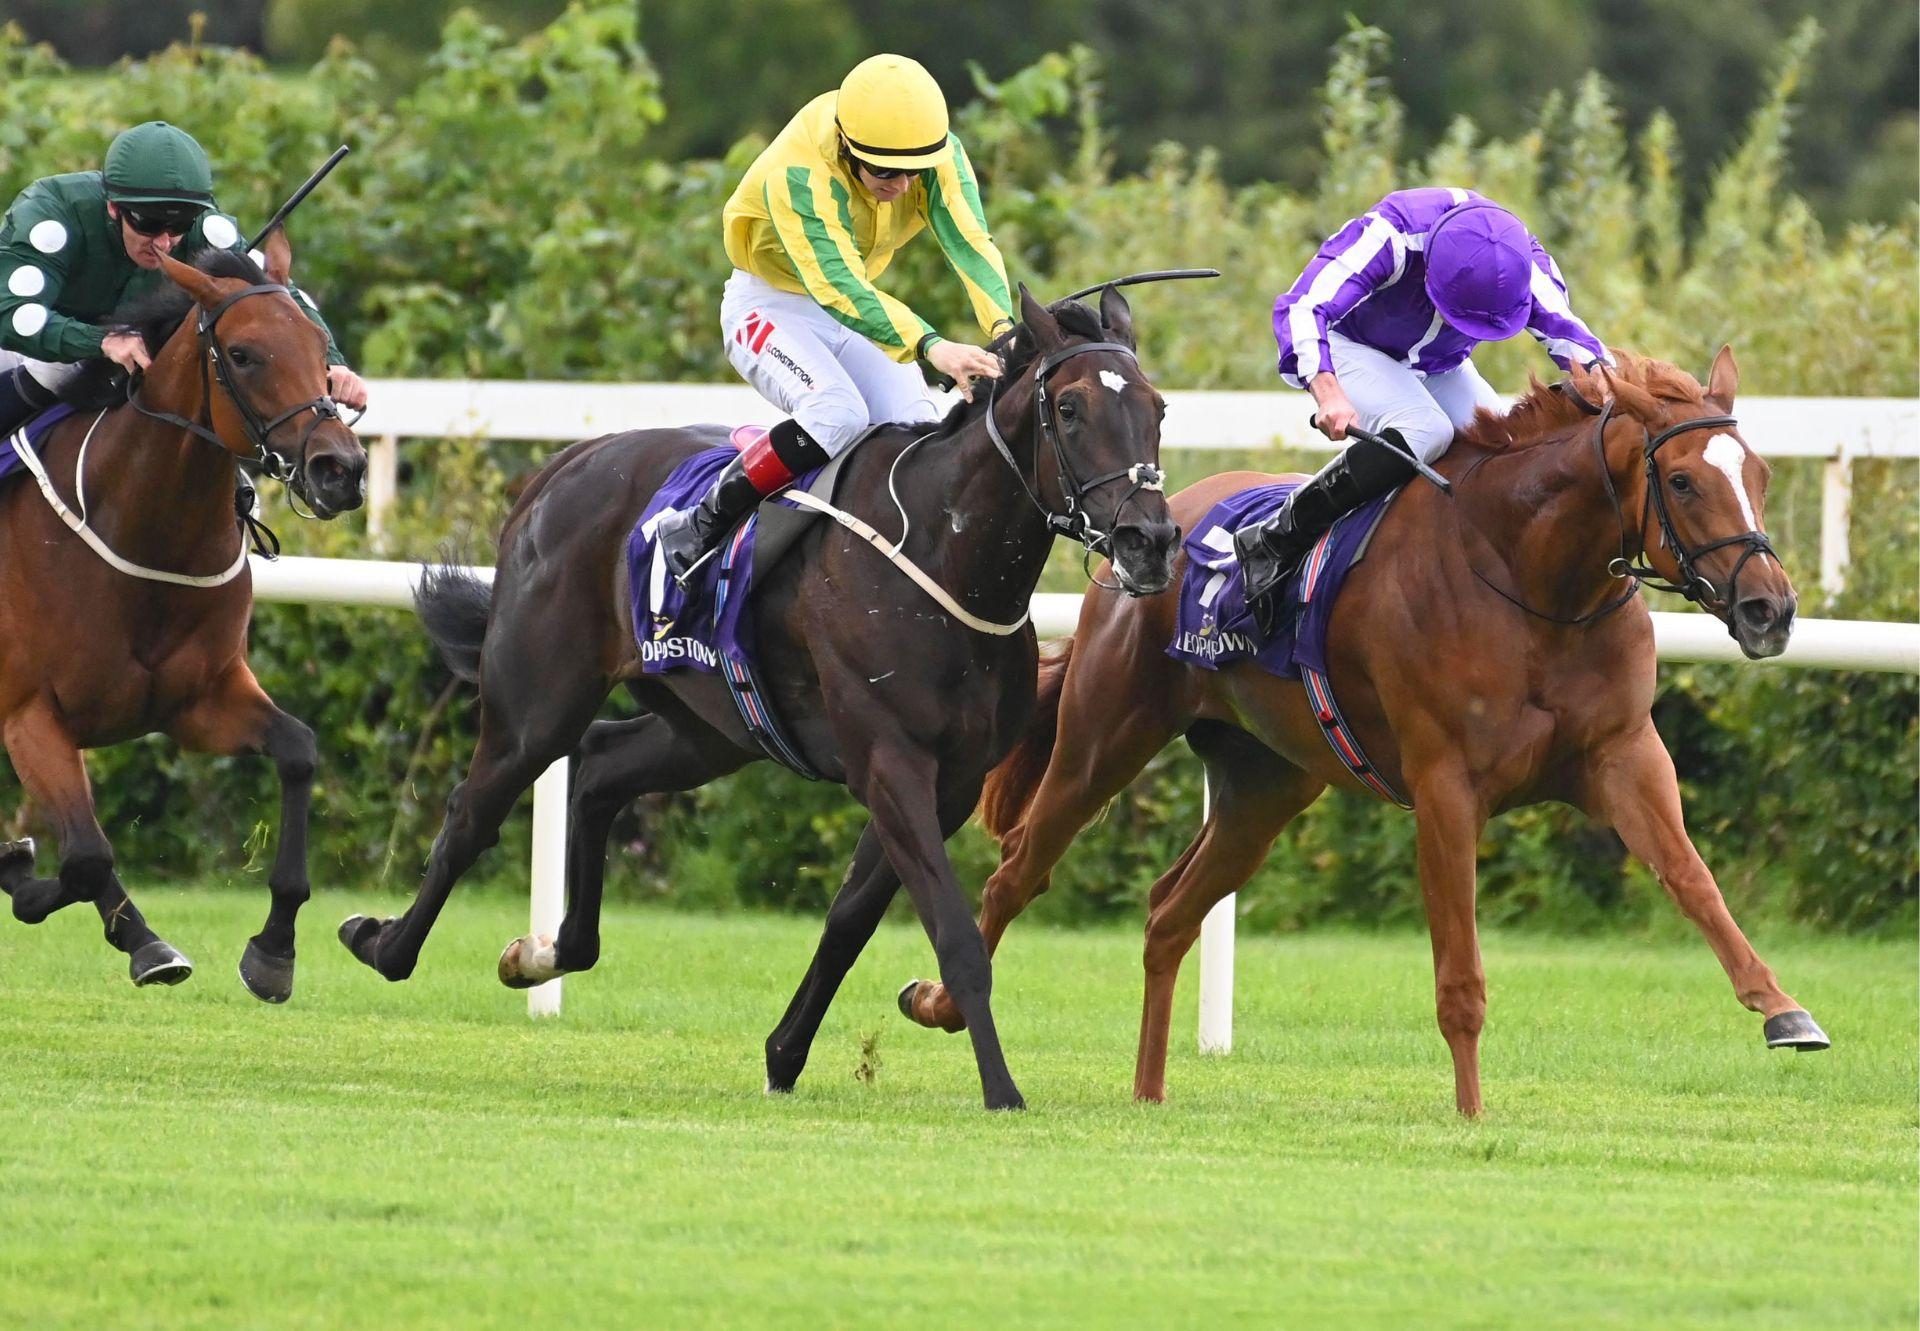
[901,348,1829,1115]
[341,285,1179,1109]
[0,237,367,997]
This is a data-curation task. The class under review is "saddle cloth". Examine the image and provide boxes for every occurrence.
[1167,482,1411,806]
[0,403,77,491]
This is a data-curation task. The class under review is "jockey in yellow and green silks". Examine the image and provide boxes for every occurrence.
[656,54,1017,581]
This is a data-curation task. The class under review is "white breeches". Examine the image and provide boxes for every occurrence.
[719,270,939,457]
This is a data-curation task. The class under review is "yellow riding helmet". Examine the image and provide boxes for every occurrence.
[836,54,952,171]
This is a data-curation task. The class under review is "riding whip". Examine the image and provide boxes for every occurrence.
[1313,418,1454,495]
[247,145,351,250]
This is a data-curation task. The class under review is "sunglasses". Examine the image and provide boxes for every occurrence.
[119,205,199,238]
[858,162,917,181]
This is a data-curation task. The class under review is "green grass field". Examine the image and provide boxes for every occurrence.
[0,889,1911,1329]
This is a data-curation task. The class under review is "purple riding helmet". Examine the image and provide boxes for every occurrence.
[1424,201,1533,341]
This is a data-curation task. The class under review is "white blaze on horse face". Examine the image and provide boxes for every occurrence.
[1099,369,1128,395]
[1703,434,1760,531]
[1703,432,1774,570]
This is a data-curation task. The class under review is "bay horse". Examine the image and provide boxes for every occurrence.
[0,238,367,999]
[339,286,1178,1109]
[900,348,1830,1115]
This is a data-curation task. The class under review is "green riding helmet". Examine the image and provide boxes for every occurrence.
[102,121,215,207]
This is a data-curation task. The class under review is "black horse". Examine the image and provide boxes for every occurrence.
[339,286,1178,1109]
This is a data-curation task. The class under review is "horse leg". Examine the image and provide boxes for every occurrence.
[497,712,749,987]
[1134,725,1323,1102]
[1588,723,1824,1049]
[860,743,1022,1109]
[901,672,1178,1032]
[763,823,899,1092]
[341,650,607,982]
[1408,764,1491,1117]
[166,665,315,1003]
[1,702,189,985]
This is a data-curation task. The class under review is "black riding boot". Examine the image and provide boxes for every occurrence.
[1232,428,1418,636]
[0,364,57,441]
[655,419,828,582]
[655,454,766,581]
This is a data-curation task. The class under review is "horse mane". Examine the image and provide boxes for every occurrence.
[1460,351,1707,453]
[920,298,1113,436]
[56,248,271,410]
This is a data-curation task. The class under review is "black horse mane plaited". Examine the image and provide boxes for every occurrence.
[58,249,272,410]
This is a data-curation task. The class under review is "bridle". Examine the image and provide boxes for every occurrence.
[1467,381,1775,624]
[980,337,1166,560]
[128,281,351,502]
[1592,398,1776,611]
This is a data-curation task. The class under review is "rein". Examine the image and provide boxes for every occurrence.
[30,281,343,587]
[1464,385,1774,625]
[128,281,347,495]
[981,338,1166,559]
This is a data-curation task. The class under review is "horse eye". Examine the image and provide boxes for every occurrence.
[1669,471,1692,495]
[228,345,255,368]
[1058,398,1078,421]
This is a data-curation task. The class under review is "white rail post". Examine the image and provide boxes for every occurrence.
[526,757,568,1018]
[1819,444,1852,604]
[367,434,399,553]
[1196,775,1235,1054]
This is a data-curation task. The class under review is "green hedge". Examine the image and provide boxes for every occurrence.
[0,8,1912,933]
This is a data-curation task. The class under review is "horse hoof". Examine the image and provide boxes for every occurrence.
[129,940,193,987]
[896,979,923,1019]
[497,934,560,990]
[338,914,384,968]
[239,939,295,1004]
[0,837,34,893]
[1764,1009,1831,1051]
[986,1091,1028,1112]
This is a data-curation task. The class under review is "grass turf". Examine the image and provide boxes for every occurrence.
[0,889,1911,1329]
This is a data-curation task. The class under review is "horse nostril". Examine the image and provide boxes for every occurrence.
[1737,598,1777,632]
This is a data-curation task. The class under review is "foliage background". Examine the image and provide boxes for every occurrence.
[0,6,1912,936]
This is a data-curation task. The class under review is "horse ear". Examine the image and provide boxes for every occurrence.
[1595,362,1660,423]
[1098,284,1136,349]
[1705,343,1739,409]
[157,250,225,308]
[256,224,294,287]
[1019,283,1062,350]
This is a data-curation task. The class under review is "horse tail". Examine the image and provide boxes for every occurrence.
[415,562,493,684]
[980,638,1074,839]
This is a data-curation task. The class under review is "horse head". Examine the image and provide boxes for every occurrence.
[1000,283,1180,595]
[1573,347,1796,658]
[151,233,367,519]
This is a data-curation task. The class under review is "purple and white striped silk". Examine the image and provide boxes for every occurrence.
[1274,187,1608,386]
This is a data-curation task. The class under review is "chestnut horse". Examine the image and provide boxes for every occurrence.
[0,239,366,999]
[901,348,1829,1114]
[340,287,1177,1109]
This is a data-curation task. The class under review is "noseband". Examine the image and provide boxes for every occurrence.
[129,281,347,491]
[981,339,1166,556]
[1593,399,1777,610]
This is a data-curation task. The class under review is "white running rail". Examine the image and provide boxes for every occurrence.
[250,557,1919,1022]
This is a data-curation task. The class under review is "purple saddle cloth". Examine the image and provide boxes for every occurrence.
[1167,482,1396,679]
[625,446,826,675]
[0,403,78,490]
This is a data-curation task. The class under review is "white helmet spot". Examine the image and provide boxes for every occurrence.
[7,265,46,298]
[201,214,239,249]
[28,219,67,254]
[11,303,48,337]
[248,248,267,270]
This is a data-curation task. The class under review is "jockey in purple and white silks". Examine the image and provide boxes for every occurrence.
[1234,187,1610,620]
